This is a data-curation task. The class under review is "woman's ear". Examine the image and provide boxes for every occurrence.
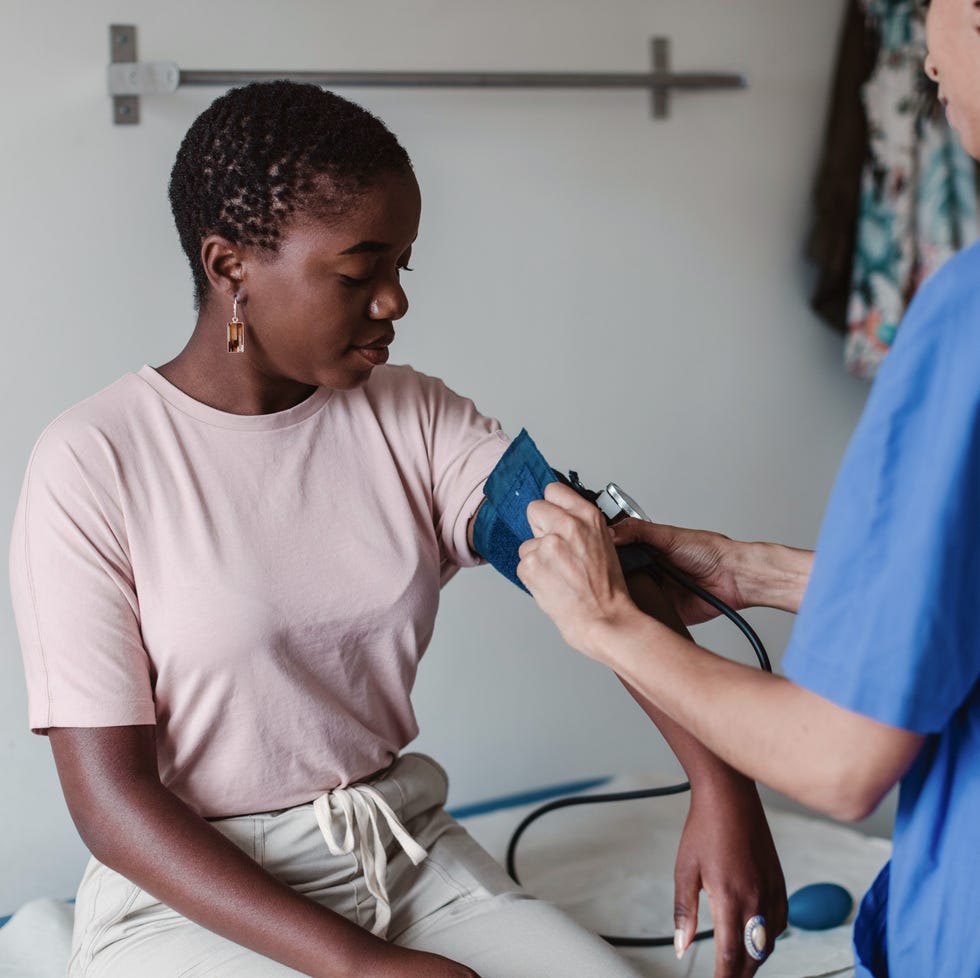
[200,235,246,302]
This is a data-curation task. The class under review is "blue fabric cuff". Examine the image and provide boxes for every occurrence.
[473,428,660,592]
[472,429,558,592]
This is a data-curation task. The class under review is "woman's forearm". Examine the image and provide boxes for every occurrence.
[50,728,388,978]
[94,783,378,976]
[622,571,763,790]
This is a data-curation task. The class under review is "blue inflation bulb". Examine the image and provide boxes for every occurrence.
[472,429,558,591]
[787,882,854,930]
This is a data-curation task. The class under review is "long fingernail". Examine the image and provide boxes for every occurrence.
[674,928,686,960]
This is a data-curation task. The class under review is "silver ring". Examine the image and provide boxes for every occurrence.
[744,915,767,961]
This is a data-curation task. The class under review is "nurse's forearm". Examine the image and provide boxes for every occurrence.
[584,609,924,822]
[733,541,813,614]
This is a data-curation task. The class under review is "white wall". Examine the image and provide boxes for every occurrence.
[0,0,876,912]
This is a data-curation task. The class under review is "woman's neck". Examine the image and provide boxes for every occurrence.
[155,321,317,416]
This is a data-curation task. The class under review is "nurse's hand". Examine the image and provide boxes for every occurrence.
[518,482,636,660]
[611,519,747,625]
[612,519,813,620]
[675,775,787,977]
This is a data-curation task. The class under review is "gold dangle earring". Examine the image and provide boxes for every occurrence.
[227,294,245,353]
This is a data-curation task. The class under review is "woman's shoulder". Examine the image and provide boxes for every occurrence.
[25,371,151,481]
[358,362,471,412]
[363,362,452,393]
[354,363,501,438]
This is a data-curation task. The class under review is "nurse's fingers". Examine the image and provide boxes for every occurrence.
[526,493,607,547]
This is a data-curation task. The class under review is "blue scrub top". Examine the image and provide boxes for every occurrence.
[783,241,980,978]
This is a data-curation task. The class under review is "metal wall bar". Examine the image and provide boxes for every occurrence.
[175,69,746,91]
[108,25,747,125]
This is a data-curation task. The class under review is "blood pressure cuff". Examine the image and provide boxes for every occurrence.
[473,429,557,592]
[473,428,661,593]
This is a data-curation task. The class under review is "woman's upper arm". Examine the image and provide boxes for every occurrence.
[49,725,159,852]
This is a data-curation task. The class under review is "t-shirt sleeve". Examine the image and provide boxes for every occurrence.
[783,248,980,734]
[9,423,156,733]
[411,373,510,579]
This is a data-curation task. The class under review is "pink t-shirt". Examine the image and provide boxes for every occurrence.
[10,364,508,817]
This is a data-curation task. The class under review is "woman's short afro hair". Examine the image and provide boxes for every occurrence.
[169,81,413,308]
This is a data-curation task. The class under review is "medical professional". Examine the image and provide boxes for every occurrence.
[516,1,980,975]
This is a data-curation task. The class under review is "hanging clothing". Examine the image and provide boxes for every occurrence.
[809,0,979,379]
[807,0,879,335]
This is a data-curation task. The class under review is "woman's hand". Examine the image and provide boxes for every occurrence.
[518,482,638,659]
[612,519,747,626]
[674,775,787,977]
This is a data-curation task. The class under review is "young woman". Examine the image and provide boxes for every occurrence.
[516,2,980,976]
[11,81,783,978]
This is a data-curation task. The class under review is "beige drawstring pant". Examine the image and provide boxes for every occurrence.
[69,753,645,977]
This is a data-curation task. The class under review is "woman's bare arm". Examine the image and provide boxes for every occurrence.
[618,572,787,968]
[49,726,479,978]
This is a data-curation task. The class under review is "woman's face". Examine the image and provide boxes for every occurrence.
[924,0,980,159]
[240,170,421,391]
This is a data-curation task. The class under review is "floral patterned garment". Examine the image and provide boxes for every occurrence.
[845,0,979,379]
